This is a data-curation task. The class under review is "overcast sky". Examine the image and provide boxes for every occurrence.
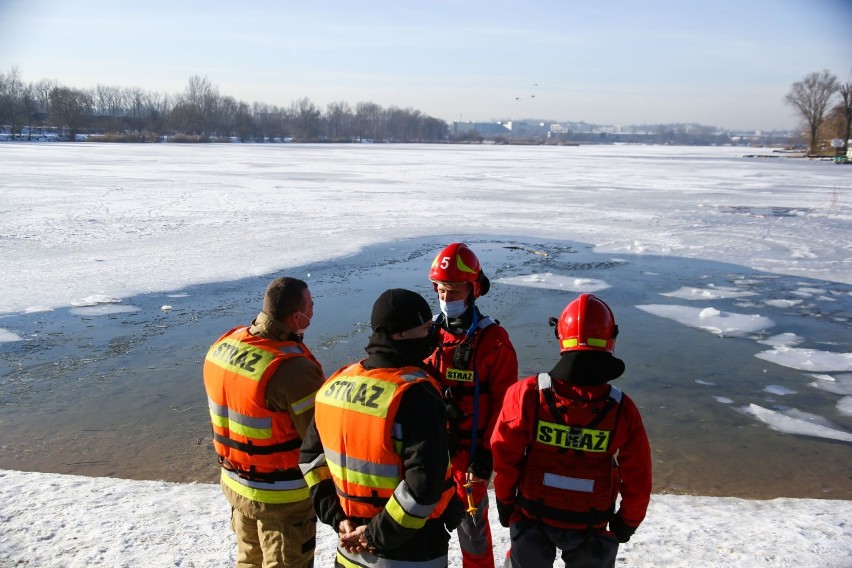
[1,0,851,130]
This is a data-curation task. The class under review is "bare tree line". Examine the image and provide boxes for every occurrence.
[785,69,852,155]
[0,68,449,142]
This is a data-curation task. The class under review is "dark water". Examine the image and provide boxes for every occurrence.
[1,236,850,499]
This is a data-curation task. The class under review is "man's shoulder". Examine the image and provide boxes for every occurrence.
[268,353,326,392]
[476,319,514,344]
[510,375,539,395]
[400,378,445,405]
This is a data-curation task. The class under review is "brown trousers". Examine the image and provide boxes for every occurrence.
[230,502,317,568]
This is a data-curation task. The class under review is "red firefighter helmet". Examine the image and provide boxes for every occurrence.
[428,242,489,298]
[554,293,618,353]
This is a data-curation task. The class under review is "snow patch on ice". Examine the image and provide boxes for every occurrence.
[636,304,774,337]
[791,287,827,298]
[745,404,852,442]
[763,385,797,396]
[24,306,53,313]
[759,333,803,348]
[661,286,755,300]
[495,273,610,292]
[755,347,852,373]
[69,305,140,316]
[0,328,21,342]
[808,373,852,395]
[764,298,803,308]
[70,295,123,307]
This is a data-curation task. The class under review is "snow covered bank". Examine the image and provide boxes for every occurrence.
[1,469,850,568]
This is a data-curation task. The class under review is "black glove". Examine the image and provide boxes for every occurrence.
[496,499,515,528]
[445,401,464,455]
[468,448,493,481]
[609,514,637,543]
[441,495,466,531]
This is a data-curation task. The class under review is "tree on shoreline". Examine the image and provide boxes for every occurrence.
[0,66,449,143]
[832,77,852,153]
[785,70,839,155]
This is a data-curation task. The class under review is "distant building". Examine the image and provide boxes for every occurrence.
[452,121,511,137]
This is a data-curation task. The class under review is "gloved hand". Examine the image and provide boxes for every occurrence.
[496,499,515,528]
[441,495,466,531]
[468,448,493,481]
[609,514,637,543]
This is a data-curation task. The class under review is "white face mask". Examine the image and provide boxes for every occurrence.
[294,312,311,335]
[440,299,467,319]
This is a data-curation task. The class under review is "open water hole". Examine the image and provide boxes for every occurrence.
[1,235,850,499]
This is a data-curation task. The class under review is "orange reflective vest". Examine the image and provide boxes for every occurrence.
[517,373,623,530]
[313,362,455,526]
[203,326,321,504]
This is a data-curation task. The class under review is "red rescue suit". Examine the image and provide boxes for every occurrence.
[426,316,517,457]
[492,373,651,530]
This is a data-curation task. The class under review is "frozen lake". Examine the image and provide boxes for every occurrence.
[0,143,850,499]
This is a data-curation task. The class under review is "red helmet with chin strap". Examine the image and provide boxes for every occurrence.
[553,293,618,353]
[428,242,489,299]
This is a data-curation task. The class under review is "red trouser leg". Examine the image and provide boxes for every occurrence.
[452,461,496,568]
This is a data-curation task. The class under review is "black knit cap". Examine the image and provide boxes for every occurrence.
[371,288,432,334]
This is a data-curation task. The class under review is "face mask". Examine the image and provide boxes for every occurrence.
[294,312,311,335]
[391,326,440,364]
[440,299,467,319]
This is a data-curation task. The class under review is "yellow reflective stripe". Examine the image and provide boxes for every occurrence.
[220,470,309,504]
[385,493,427,530]
[211,412,269,438]
[303,465,332,488]
[210,413,228,429]
[226,421,272,440]
[456,254,476,274]
[336,552,360,568]
[208,399,273,440]
[206,338,276,382]
[561,337,607,349]
[291,390,317,416]
[328,460,398,490]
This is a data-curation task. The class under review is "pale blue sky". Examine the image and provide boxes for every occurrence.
[1,0,850,130]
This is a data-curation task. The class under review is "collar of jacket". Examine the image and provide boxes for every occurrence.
[249,311,301,343]
[444,304,484,335]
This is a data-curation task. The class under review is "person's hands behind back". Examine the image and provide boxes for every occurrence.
[441,494,466,531]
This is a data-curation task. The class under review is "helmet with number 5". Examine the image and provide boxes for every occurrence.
[554,293,618,353]
[428,242,490,298]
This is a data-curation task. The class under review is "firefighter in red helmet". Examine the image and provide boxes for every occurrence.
[425,242,519,568]
[491,293,652,568]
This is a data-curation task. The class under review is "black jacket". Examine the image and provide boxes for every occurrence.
[299,351,453,561]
